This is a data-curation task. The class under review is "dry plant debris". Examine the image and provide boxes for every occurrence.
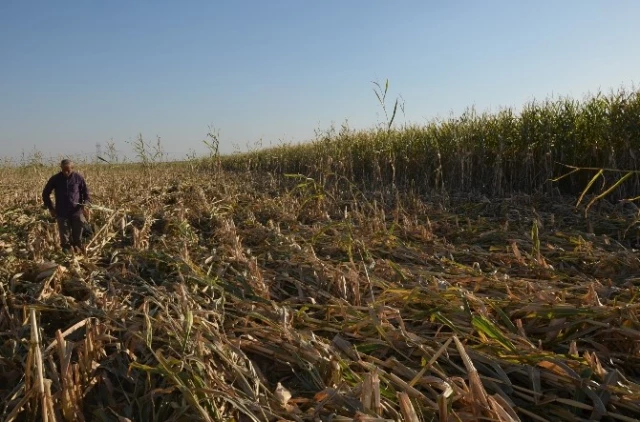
[0,164,639,422]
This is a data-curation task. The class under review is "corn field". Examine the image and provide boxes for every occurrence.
[222,88,640,199]
[1,88,640,421]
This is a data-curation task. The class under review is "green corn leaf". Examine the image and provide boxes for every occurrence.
[182,309,193,353]
[576,169,603,208]
[550,167,580,182]
[472,315,516,352]
[389,99,399,130]
[585,171,634,216]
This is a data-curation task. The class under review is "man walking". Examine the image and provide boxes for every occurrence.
[42,159,91,252]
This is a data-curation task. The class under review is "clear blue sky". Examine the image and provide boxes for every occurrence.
[1,0,639,162]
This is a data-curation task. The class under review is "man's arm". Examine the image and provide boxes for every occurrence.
[42,176,55,212]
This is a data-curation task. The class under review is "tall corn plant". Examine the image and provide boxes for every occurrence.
[372,79,404,132]
[203,125,222,176]
[127,134,167,183]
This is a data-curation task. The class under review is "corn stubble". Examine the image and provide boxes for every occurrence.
[1,90,640,421]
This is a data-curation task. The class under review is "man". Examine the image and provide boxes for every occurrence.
[42,159,91,252]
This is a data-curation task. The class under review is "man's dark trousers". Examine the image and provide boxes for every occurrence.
[57,215,86,250]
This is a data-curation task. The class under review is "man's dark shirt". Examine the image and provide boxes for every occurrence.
[42,172,90,218]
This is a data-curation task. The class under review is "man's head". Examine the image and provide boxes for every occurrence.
[60,159,74,177]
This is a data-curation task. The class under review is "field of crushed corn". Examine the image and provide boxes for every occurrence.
[1,163,639,422]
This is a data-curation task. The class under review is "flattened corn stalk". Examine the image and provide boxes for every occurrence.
[1,162,639,421]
